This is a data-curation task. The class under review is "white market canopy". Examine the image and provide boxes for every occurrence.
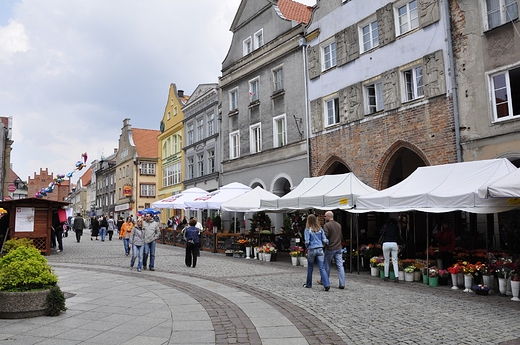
[221,186,280,212]
[184,182,252,210]
[259,172,378,211]
[151,187,208,209]
[478,167,520,198]
[355,158,520,214]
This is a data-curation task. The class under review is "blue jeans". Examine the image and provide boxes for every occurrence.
[130,245,144,270]
[143,241,156,269]
[99,227,107,241]
[324,249,346,287]
[123,238,130,255]
[306,248,330,288]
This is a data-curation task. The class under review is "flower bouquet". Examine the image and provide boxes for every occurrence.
[262,243,277,254]
[438,269,449,278]
[429,267,439,278]
[237,238,250,246]
[370,256,383,268]
[404,265,415,273]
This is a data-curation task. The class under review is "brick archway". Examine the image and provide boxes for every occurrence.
[374,140,430,189]
[318,155,351,176]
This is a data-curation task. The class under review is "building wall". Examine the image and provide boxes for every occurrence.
[27,168,70,202]
[306,0,457,189]
[451,0,520,163]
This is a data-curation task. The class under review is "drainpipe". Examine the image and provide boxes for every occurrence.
[300,35,311,178]
[443,0,462,162]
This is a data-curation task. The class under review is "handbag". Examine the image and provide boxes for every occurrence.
[378,233,385,245]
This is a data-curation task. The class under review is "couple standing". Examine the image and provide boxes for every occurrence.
[130,213,160,272]
[303,211,345,291]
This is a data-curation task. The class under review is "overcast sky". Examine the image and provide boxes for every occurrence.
[1,0,316,186]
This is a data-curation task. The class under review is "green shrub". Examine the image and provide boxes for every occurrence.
[45,285,67,316]
[0,246,58,291]
[3,238,35,253]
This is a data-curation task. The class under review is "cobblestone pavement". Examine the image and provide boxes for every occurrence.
[1,233,520,344]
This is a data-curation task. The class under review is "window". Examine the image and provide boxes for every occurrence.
[273,67,284,92]
[249,78,259,102]
[141,162,156,175]
[230,131,240,159]
[324,97,340,126]
[403,66,424,101]
[491,66,520,120]
[397,0,418,35]
[321,40,337,71]
[243,36,252,55]
[365,81,384,114]
[197,118,204,141]
[173,134,182,154]
[187,123,194,145]
[162,162,181,187]
[229,88,238,111]
[174,106,178,116]
[140,184,155,197]
[486,0,518,30]
[208,150,215,173]
[254,29,264,48]
[273,115,287,147]
[197,154,204,177]
[360,19,379,52]
[207,113,214,136]
[250,123,261,154]
[188,157,194,179]
[167,111,171,120]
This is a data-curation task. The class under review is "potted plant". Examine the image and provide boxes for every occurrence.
[438,269,449,285]
[428,267,439,287]
[212,214,222,231]
[0,239,67,318]
[404,266,415,282]
[289,249,300,266]
[370,256,382,277]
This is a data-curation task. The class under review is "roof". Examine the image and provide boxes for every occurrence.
[278,0,313,24]
[132,128,160,158]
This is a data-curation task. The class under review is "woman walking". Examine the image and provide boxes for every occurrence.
[130,218,145,272]
[303,214,330,291]
[99,216,108,241]
[90,216,100,240]
[184,218,201,268]
[120,217,134,256]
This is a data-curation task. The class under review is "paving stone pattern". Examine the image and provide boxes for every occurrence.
[0,233,519,344]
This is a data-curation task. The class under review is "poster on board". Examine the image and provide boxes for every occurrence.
[15,207,35,232]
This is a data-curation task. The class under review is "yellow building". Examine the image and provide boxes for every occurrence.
[156,84,189,223]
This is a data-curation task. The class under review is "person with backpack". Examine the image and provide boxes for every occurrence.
[184,218,201,268]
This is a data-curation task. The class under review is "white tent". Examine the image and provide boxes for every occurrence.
[260,173,377,211]
[184,182,252,210]
[356,158,520,214]
[151,187,208,209]
[478,167,520,198]
[221,186,280,212]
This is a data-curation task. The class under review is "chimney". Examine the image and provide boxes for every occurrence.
[114,148,118,153]
[178,90,184,98]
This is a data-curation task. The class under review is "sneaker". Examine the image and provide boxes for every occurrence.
[130,266,134,270]
[395,278,399,283]
[324,287,330,292]
[56,250,61,253]
[302,284,311,288]
[384,277,389,282]
[317,280,323,285]
[339,286,345,289]
[143,266,147,270]
[137,268,141,272]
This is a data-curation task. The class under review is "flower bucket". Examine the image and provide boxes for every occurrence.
[464,274,473,293]
[291,256,299,266]
[370,267,379,277]
[438,276,448,286]
[498,278,507,295]
[429,277,439,287]
[245,247,251,259]
[300,257,308,267]
[451,273,459,290]
[482,275,493,291]
[413,271,421,282]
[405,272,414,282]
[457,273,464,288]
[259,252,264,261]
[264,253,272,262]
[379,269,385,279]
[389,271,395,280]
[398,271,405,281]
[511,281,520,301]
[422,274,429,284]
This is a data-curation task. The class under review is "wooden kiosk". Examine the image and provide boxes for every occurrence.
[0,198,70,256]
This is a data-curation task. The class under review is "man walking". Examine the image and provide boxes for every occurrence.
[142,212,160,271]
[73,212,86,243]
[320,211,346,289]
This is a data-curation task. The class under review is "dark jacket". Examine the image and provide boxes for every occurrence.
[380,222,400,243]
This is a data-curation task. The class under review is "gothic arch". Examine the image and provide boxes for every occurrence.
[375,140,430,189]
[318,155,351,176]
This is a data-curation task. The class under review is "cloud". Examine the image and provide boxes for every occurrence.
[1,0,241,182]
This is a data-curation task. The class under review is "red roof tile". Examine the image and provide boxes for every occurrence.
[278,0,313,24]
[132,128,160,159]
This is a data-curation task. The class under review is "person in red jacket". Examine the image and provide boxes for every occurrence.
[436,221,456,269]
